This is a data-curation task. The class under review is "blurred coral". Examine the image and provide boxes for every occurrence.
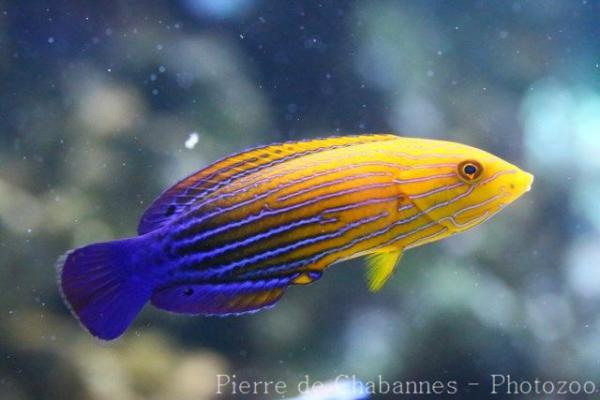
[1,1,598,399]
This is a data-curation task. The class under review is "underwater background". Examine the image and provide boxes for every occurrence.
[1,1,599,399]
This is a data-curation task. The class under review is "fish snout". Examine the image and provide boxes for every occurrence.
[517,170,534,193]
[506,169,534,199]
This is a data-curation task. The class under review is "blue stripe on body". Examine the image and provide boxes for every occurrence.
[173,181,398,248]
[173,194,406,264]
[171,211,390,282]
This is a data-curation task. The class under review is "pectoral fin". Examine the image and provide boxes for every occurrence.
[365,250,403,292]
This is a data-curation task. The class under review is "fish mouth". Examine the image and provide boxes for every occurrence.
[494,169,533,206]
[517,171,534,194]
[524,172,534,192]
[502,169,534,196]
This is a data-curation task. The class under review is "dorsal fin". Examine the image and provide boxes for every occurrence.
[137,134,398,234]
[365,249,403,292]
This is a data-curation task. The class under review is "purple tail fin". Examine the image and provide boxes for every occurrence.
[56,238,151,340]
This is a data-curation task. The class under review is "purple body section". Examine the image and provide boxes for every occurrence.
[56,225,297,340]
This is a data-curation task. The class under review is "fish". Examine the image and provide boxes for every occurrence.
[56,134,534,340]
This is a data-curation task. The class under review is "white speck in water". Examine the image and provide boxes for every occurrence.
[47,37,54,44]
[185,132,199,149]
[26,228,32,234]
[152,88,159,95]
[239,33,245,39]
[156,44,163,50]
[150,73,157,81]
[158,65,166,73]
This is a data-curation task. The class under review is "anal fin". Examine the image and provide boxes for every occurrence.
[365,250,403,292]
[151,277,290,315]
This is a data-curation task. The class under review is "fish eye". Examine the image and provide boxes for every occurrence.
[457,160,483,182]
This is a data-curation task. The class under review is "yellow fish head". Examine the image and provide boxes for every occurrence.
[402,139,534,235]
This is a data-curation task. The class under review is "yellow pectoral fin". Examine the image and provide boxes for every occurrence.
[365,250,403,292]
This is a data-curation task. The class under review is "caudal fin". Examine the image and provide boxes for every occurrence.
[56,238,151,340]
